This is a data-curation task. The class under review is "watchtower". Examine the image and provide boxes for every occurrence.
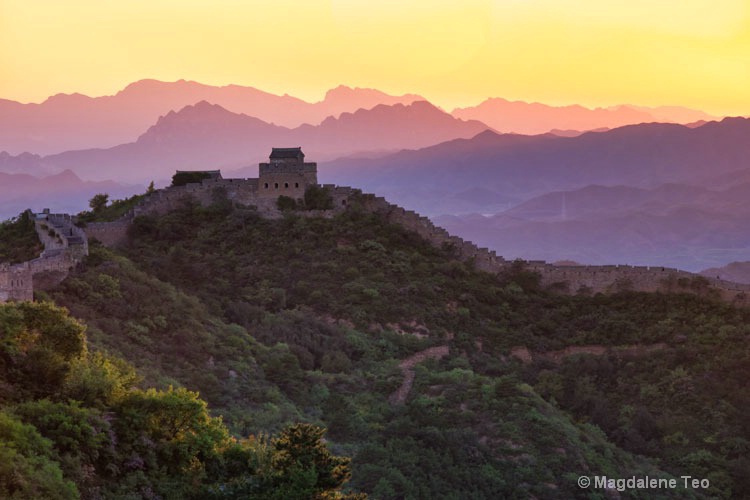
[258,147,317,199]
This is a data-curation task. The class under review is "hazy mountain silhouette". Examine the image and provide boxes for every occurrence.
[451,98,716,135]
[319,117,750,270]
[322,117,750,215]
[0,170,137,220]
[2,100,489,183]
[1,79,721,156]
[0,79,425,155]
[0,151,51,177]
[433,182,750,272]
[504,184,711,220]
[700,261,750,284]
[624,105,717,123]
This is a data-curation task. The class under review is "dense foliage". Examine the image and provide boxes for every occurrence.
[36,197,750,498]
[0,302,362,499]
[0,210,42,264]
[77,192,148,224]
[303,185,334,210]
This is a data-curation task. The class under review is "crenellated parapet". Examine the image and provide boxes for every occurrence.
[341,190,750,306]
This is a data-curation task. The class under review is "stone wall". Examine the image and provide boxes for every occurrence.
[340,189,750,305]
[350,190,507,272]
[0,212,89,303]
[36,213,88,259]
[85,220,131,247]
[67,175,750,307]
[83,178,273,247]
[0,262,34,302]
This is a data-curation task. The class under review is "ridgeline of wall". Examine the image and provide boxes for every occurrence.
[73,176,750,307]
[84,178,282,247]
[350,190,507,272]
[348,191,750,305]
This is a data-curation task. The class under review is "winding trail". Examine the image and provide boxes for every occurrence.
[390,345,450,405]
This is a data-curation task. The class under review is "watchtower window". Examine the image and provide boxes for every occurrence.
[274,183,279,189]
[295,182,299,188]
[342,199,347,205]
[264,183,269,189]
[284,182,289,188]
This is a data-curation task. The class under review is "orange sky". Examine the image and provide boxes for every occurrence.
[1,0,749,115]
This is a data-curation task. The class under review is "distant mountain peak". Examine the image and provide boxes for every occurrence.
[472,129,502,139]
[452,98,717,136]
[323,84,422,101]
[42,92,93,105]
[49,169,82,181]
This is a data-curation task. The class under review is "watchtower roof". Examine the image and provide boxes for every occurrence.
[175,169,222,178]
[270,147,304,159]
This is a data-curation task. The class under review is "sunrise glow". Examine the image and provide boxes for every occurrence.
[1,0,749,114]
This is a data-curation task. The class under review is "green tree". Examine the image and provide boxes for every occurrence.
[0,411,79,500]
[112,386,230,496]
[272,423,352,497]
[277,195,299,211]
[0,302,86,400]
[61,351,140,407]
[88,194,109,213]
[304,185,334,210]
[0,210,43,264]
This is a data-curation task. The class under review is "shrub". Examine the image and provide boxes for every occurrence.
[277,195,298,211]
[303,185,334,210]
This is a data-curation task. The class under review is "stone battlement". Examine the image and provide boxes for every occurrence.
[345,191,750,305]
[0,212,89,303]
[5,150,748,307]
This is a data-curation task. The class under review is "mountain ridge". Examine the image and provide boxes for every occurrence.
[0,79,720,156]
[451,97,717,135]
[0,79,426,155]
[2,100,490,184]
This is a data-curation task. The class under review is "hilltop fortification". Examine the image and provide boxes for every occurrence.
[4,146,749,305]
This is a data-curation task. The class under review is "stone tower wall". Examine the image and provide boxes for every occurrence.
[0,263,34,302]
[258,162,317,199]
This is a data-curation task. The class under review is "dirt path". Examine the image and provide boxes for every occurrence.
[389,345,449,405]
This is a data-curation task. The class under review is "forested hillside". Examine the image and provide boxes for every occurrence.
[5,195,749,498]
[0,301,362,499]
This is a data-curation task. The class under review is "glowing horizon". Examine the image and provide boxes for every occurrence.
[1,0,749,115]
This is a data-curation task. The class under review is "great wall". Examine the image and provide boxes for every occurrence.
[0,213,88,302]
[3,147,750,305]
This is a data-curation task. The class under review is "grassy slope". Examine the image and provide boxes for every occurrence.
[47,199,750,498]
